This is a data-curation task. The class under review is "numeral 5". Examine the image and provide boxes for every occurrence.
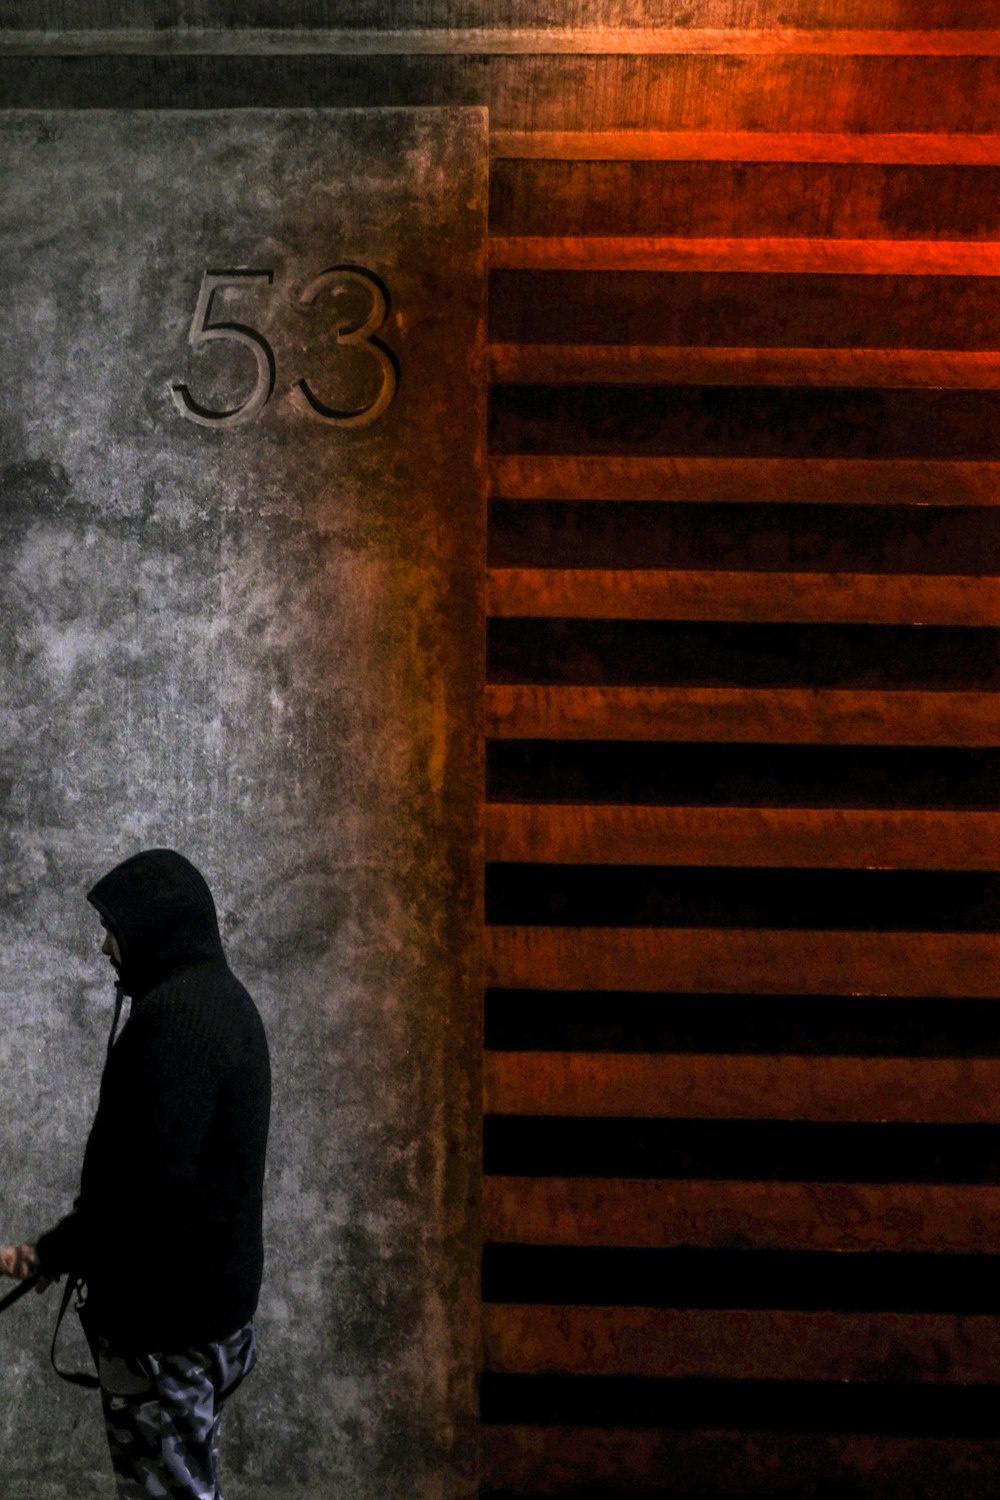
[171,270,275,429]
[171,267,397,429]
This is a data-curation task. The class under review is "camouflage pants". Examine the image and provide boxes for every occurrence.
[99,1321,256,1500]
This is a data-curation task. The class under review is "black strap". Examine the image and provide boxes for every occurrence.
[106,981,125,1062]
[0,1272,41,1314]
[0,1273,99,1387]
[50,1275,99,1389]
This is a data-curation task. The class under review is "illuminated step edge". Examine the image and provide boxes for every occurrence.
[482,1425,1000,1497]
[491,131,1000,164]
[490,238,1000,274]
[483,1303,1000,1380]
[488,345,1000,388]
[483,1177,1000,1253]
[486,568,1000,625]
[485,686,1000,745]
[485,927,1000,999]
[483,1050,1000,1120]
[488,456,1000,504]
[483,804,1000,870]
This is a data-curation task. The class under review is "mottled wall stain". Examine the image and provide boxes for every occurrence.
[0,108,486,1499]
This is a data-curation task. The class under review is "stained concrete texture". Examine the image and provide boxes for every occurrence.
[0,108,486,1498]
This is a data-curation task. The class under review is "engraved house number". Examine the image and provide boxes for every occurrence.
[171,266,397,429]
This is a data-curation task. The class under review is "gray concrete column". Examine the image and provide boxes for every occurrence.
[0,108,487,1499]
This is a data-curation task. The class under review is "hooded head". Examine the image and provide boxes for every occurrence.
[87,848,225,998]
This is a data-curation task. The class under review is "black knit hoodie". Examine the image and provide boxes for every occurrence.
[36,849,271,1351]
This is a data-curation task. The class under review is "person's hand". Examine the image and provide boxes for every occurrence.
[0,1243,39,1280]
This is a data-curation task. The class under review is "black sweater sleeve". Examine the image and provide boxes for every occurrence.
[34,1209,82,1276]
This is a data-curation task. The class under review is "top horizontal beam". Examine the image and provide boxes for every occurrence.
[492,132,1000,164]
[4,55,997,135]
[6,0,1000,32]
[6,28,1000,56]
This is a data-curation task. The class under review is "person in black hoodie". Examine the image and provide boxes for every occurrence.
[0,848,271,1499]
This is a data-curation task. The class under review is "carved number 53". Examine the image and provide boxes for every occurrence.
[171,267,397,429]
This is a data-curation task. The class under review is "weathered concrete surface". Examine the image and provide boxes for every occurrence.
[0,108,486,1498]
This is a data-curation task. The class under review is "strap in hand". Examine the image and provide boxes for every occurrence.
[0,1272,41,1315]
[51,1276,99,1389]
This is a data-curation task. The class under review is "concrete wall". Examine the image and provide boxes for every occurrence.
[0,108,486,1499]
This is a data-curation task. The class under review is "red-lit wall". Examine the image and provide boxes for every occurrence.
[479,8,1000,1498]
